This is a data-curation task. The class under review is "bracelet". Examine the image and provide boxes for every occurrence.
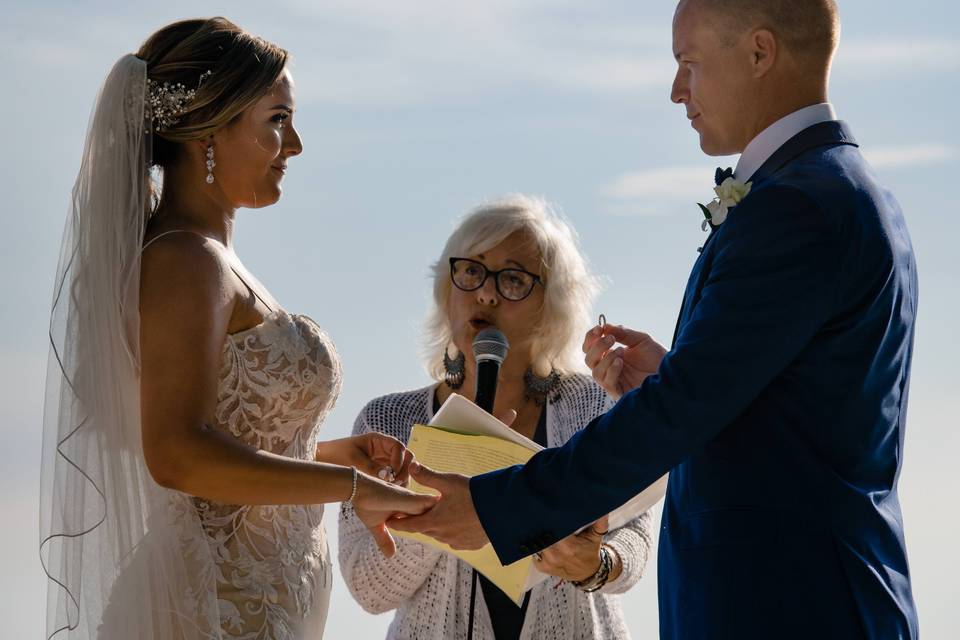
[571,544,613,593]
[345,466,359,505]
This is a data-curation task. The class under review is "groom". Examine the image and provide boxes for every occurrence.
[391,1,919,637]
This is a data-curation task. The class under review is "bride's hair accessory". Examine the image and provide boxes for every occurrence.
[147,69,213,132]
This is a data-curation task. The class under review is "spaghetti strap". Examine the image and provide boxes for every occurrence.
[141,229,208,252]
[141,229,278,312]
[227,264,277,313]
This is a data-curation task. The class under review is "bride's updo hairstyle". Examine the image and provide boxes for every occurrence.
[136,17,288,170]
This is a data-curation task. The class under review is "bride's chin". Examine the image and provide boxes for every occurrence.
[246,186,282,209]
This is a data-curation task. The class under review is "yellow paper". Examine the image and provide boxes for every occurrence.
[391,424,536,604]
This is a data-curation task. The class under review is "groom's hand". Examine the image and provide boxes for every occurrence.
[386,462,490,550]
[351,473,438,558]
[583,324,667,399]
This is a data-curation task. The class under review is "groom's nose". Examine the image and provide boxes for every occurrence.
[671,67,689,105]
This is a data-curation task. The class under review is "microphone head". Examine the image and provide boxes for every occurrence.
[472,327,510,364]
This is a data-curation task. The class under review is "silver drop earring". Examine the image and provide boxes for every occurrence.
[205,144,216,184]
[443,346,465,390]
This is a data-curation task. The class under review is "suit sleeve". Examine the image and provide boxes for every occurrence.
[470,185,845,565]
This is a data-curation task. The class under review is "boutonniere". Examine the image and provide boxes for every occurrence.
[698,167,752,232]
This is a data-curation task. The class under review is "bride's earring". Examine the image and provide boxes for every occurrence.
[443,346,465,390]
[205,144,216,184]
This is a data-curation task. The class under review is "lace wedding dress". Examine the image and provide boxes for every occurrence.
[110,232,342,639]
[204,319,341,638]
[41,57,342,640]
[190,242,343,639]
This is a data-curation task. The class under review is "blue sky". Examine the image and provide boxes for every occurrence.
[1,1,957,636]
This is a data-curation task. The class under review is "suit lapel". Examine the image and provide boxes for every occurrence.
[670,121,859,347]
[671,238,715,347]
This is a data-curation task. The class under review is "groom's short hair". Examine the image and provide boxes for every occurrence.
[691,0,840,68]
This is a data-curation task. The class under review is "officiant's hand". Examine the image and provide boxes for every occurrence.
[533,516,621,583]
[316,433,415,485]
[583,324,667,399]
[385,462,490,550]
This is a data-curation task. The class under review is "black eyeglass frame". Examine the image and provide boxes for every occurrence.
[448,257,544,301]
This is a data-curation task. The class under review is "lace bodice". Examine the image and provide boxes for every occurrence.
[186,309,342,639]
[216,309,341,455]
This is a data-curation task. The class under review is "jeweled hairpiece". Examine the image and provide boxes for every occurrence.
[146,69,213,132]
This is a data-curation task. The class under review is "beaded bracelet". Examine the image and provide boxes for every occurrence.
[346,466,359,505]
[572,544,613,593]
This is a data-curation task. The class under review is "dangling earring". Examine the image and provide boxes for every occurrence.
[443,346,465,390]
[524,367,561,406]
[205,144,216,184]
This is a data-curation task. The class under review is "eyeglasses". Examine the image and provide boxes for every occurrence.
[449,257,543,301]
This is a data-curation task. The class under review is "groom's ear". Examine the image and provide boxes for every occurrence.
[749,29,778,78]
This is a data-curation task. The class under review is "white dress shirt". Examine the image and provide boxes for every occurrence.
[734,103,838,182]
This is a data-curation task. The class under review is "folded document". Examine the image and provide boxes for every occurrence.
[390,393,668,604]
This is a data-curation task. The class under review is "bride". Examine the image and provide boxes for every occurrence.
[39,17,435,640]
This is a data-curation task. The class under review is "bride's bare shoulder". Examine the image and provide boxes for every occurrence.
[140,231,231,316]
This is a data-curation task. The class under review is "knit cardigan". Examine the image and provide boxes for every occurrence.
[338,374,653,639]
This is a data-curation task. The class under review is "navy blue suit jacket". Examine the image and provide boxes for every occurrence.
[470,122,919,639]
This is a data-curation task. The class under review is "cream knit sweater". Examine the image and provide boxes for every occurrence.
[338,375,653,639]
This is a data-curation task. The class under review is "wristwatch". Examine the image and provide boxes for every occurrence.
[571,544,614,593]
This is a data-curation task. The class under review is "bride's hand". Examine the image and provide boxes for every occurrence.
[316,433,415,485]
[351,473,439,557]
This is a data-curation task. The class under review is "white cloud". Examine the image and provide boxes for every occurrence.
[276,0,674,106]
[835,38,960,72]
[602,141,958,216]
[862,144,958,170]
[599,165,722,216]
[600,143,960,216]
[602,166,710,199]
[1,1,677,107]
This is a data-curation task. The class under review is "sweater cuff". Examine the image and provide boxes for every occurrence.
[599,528,647,594]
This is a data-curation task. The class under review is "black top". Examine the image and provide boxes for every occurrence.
[433,391,547,640]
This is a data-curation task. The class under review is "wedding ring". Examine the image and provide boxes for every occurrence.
[378,466,396,483]
[598,314,606,328]
[533,552,543,562]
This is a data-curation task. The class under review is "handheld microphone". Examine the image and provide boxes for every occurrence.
[472,327,509,414]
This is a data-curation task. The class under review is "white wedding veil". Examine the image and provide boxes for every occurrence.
[40,54,220,639]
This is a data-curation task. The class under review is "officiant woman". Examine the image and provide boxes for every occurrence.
[338,195,652,639]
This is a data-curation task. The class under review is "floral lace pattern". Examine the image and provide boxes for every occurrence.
[182,310,342,639]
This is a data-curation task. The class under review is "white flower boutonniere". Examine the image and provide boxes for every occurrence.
[698,174,752,232]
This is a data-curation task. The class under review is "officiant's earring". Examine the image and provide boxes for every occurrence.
[443,346,465,390]
[524,367,561,406]
[205,144,216,184]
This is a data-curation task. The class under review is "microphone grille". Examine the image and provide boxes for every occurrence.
[472,327,509,364]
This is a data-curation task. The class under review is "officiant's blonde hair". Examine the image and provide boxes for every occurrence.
[425,195,601,379]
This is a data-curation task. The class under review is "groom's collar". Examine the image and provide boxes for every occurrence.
[747,119,859,186]
[734,103,838,182]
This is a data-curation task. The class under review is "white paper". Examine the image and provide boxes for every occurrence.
[431,394,668,543]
